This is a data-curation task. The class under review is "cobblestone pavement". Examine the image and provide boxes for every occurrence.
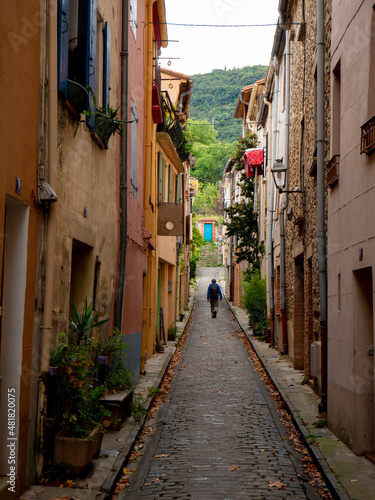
[120,268,321,500]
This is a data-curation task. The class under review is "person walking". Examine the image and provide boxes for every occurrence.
[207,278,222,318]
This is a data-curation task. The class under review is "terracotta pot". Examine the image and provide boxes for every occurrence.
[53,424,103,475]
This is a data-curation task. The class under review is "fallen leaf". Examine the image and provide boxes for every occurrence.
[227,466,240,471]
[116,438,125,442]
[260,449,265,452]
[155,454,170,458]
[350,479,358,482]
[122,467,136,474]
[269,480,287,490]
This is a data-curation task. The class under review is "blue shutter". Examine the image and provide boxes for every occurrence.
[86,0,97,128]
[103,22,111,109]
[58,0,70,95]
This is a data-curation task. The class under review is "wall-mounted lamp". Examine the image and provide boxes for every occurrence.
[271,160,304,194]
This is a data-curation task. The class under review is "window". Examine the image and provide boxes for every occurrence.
[130,101,138,197]
[58,0,111,131]
[332,60,341,157]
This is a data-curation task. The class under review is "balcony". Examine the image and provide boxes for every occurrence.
[327,155,340,188]
[157,91,189,163]
[361,115,375,155]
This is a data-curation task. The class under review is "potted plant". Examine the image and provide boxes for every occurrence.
[91,329,134,430]
[50,335,110,474]
[73,86,133,144]
[70,297,109,346]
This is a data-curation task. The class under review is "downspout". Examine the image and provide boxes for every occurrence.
[280,28,291,354]
[267,56,279,346]
[115,0,129,330]
[37,0,58,475]
[41,0,58,372]
[317,0,328,413]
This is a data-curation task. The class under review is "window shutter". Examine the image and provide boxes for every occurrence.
[168,165,173,202]
[103,22,111,109]
[158,153,164,202]
[130,0,137,39]
[86,0,97,128]
[58,0,70,96]
[130,101,137,197]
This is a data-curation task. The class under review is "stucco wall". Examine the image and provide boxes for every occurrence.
[327,0,375,453]
[54,0,120,335]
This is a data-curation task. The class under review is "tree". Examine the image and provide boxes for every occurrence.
[224,134,263,267]
[193,183,222,216]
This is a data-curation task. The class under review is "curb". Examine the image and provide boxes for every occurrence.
[228,301,350,500]
[100,298,195,499]
[100,350,174,498]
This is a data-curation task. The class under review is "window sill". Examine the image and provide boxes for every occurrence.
[90,131,108,150]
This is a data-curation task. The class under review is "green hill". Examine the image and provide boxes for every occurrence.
[190,65,268,143]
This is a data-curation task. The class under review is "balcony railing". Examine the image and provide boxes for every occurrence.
[361,115,375,155]
[158,91,189,162]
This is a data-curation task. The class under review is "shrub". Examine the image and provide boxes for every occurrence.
[243,269,267,333]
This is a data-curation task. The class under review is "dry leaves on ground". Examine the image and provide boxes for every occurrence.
[269,480,287,489]
[236,329,333,500]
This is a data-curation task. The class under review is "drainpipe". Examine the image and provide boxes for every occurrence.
[280,29,291,355]
[41,0,58,372]
[37,0,58,475]
[266,56,279,346]
[115,0,129,330]
[317,0,327,413]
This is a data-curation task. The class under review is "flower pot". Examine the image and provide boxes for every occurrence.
[49,366,59,377]
[98,355,110,366]
[179,314,185,322]
[53,424,103,475]
[67,79,88,114]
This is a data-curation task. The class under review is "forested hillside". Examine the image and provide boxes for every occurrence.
[189,65,268,143]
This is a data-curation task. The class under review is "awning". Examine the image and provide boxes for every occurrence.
[243,148,264,177]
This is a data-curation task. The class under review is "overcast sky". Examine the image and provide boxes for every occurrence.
[161,0,280,76]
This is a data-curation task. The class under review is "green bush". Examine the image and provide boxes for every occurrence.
[243,269,267,333]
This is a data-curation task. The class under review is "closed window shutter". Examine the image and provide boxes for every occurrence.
[130,101,137,196]
[58,0,70,95]
[168,165,173,202]
[86,0,97,129]
[158,153,163,202]
[103,22,111,109]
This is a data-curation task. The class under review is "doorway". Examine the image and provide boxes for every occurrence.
[0,197,29,474]
[204,223,213,242]
[353,267,374,454]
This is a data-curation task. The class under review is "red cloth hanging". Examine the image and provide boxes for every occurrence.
[243,148,264,177]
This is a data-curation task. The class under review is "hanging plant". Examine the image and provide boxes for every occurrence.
[74,87,133,142]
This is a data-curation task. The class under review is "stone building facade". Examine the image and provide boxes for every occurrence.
[283,0,331,388]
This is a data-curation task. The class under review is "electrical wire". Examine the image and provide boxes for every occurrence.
[151,22,299,28]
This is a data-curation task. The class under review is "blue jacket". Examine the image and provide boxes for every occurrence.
[207,283,222,300]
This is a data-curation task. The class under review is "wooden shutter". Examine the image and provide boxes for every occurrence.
[103,22,111,109]
[86,0,97,128]
[58,0,70,95]
[158,152,164,202]
[130,101,137,196]
[168,165,173,202]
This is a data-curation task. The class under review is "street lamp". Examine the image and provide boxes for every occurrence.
[271,160,304,193]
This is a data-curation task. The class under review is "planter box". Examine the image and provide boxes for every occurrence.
[53,424,103,475]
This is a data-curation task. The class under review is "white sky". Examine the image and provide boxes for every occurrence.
[161,0,280,76]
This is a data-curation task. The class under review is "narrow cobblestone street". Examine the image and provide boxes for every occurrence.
[118,268,324,499]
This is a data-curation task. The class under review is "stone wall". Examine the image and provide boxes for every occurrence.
[284,0,331,381]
